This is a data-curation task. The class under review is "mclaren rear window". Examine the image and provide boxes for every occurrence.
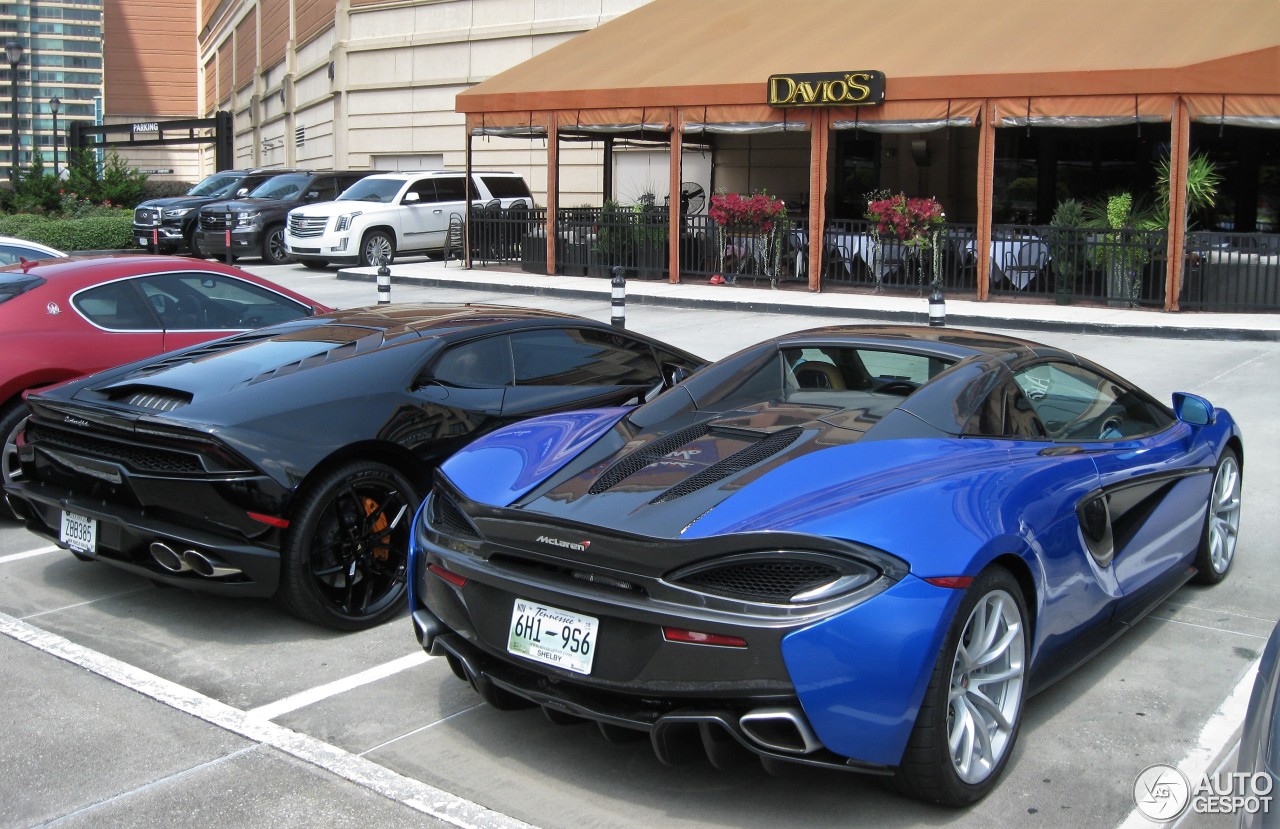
[0,271,45,303]
[698,346,954,413]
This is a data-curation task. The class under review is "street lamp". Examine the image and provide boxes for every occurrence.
[5,40,22,175]
[48,96,59,176]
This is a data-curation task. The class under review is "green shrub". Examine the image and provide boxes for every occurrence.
[0,211,133,251]
[140,179,197,201]
[98,152,148,208]
[10,152,63,214]
[50,148,150,210]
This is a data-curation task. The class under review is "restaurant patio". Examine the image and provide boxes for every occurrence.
[453,0,1280,313]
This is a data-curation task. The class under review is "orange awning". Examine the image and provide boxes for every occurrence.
[458,0,1280,117]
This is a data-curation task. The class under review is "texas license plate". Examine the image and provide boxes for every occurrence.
[507,598,598,675]
[60,510,97,555]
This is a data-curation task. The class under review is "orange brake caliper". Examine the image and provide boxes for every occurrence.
[362,497,391,561]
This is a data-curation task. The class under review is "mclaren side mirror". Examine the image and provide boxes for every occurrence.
[665,363,694,387]
[1172,392,1215,426]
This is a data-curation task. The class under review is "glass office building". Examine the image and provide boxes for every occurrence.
[0,1,103,173]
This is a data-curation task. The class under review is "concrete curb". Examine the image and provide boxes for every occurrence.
[335,269,1280,342]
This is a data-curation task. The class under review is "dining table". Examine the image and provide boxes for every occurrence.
[964,237,1051,289]
[791,229,900,280]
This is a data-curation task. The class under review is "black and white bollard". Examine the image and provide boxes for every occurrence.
[928,283,946,327]
[224,212,234,265]
[610,266,626,328]
[377,256,391,305]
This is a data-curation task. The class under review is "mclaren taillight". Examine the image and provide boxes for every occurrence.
[429,563,467,588]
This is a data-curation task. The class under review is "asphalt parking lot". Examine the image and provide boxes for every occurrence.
[1,262,1276,828]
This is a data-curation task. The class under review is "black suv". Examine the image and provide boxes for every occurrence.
[132,169,299,256]
[194,171,372,265]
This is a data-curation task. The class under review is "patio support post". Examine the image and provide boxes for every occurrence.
[669,108,682,284]
[603,135,614,202]
[547,113,559,276]
[464,121,474,269]
[1165,97,1190,312]
[975,99,996,302]
[807,109,829,292]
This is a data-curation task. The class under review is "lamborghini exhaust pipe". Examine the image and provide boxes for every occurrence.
[148,542,240,578]
[149,541,191,573]
[181,549,241,578]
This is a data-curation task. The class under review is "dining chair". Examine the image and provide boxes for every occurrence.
[443,213,465,266]
[788,229,809,281]
[822,239,857,281]
[1002,243,1047,289]
[875,239,907,283]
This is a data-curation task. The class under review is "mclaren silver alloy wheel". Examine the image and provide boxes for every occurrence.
[947,587,1026,785]
[1207,453,1241,574]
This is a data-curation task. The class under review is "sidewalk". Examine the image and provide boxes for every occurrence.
[337,260,1280,342]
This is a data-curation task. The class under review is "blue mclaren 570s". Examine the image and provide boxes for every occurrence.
[407,325,1243,806]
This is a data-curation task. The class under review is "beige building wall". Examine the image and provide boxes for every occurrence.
[197,0,654,205]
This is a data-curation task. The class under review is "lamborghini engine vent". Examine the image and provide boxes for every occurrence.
[650,427,802,504]
[118,389,192,412]
[588,422,711,495]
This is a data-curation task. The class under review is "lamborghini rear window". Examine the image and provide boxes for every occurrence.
[0,272,46,303]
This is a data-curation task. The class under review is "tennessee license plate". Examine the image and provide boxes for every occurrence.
[507,598,598,675]
[60,510,97,555]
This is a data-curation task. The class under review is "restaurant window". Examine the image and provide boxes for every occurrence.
[994,126,1164,225]
[833,132,881,218]
[1191,124,1280,233]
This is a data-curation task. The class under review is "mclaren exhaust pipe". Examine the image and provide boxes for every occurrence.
[738,707,823,755]
[149,542,191,573]
[181,549,241,578]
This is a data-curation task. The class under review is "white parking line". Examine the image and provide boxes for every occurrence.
[248,651,432,721]
[1115,657,1260,829]
[0,545,59,564]
[0,611,536,829]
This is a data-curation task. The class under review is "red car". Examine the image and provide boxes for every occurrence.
[0,255,328,518]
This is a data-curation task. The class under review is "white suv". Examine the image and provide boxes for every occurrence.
[284,170,532,268]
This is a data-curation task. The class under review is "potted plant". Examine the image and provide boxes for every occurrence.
[1047,198,1087,305]
[588,199,636,278]
[865,192,946,293]
[1085,192,1155,307]
[632,194,668,280]
[708,190,788,286]
[1082,152,1221,306]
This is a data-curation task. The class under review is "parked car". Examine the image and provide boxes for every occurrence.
[193,170,374,265]
[132,169,307,256]
[284,170,533,268]
[0,235,65,264]
[1239,617,1279,829]
[408,325,1243,806]
[5,305,705,630]
[0,254,328,520]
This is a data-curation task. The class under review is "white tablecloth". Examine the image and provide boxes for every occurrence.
[964,239,1050,288]
[793,230,897,279]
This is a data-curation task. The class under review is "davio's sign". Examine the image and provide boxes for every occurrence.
[767,71,886,108]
